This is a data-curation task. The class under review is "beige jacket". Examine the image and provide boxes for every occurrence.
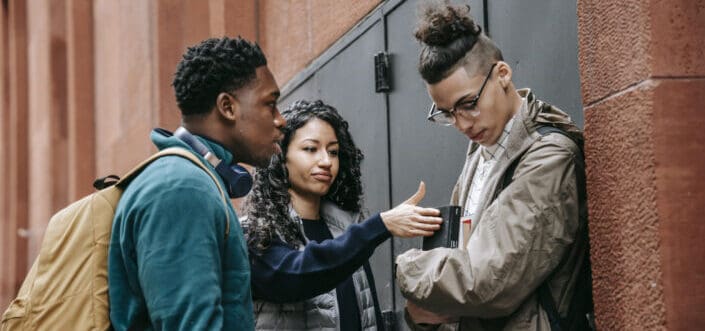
[396,89,588,331]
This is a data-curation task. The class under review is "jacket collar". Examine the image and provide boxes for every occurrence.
[465,89,582,155]
[457,89,582,223]
[287,200,363,241]
[455,89,544,216]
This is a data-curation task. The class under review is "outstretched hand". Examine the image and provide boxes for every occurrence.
[380,182,442,238]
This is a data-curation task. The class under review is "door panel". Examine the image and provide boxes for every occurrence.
[385,0,471,322]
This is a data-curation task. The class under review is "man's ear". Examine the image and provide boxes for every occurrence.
[215,92,239,122]
[496,61,513,90]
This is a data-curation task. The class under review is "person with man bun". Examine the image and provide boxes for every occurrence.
[395,2,593,330]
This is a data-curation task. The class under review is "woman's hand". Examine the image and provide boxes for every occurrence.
[380,182,442,238]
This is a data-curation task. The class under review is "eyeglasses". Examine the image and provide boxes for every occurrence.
[427,63,497,126]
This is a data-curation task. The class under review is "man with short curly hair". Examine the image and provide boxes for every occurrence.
[108,36,285,330]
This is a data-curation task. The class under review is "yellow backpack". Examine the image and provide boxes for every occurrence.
[1,147,230,331]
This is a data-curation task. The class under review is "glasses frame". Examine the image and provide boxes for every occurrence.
[427,63,498,126]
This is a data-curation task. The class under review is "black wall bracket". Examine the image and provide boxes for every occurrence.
[374,52,392,93]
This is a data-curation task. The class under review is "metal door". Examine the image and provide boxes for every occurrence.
[487,0,583,126]
[385,1,472,324]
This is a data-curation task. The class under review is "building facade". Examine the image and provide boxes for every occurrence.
[1,0,703,329]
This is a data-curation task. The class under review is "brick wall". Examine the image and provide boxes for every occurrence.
[258,0,382,84]
[578,0,705,329]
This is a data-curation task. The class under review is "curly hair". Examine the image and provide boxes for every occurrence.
[172,36,267,116]
[415,0,502,83]
[243,100,364,251]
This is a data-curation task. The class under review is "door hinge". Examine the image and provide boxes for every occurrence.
[374,52,392,93]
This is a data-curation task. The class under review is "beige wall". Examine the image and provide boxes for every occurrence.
[0,0,381,311]
[578,0,705,329]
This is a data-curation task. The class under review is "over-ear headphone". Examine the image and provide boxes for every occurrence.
[171,127,253,198]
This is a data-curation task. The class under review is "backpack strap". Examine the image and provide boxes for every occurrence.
[115,147,232,237]
[497,125,592,331]
[535,126,594,331]
[538,281,566,331]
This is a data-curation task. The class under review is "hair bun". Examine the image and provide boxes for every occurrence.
[414,3,481,47]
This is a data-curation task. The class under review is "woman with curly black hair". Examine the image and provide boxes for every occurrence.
[242,100,441,330]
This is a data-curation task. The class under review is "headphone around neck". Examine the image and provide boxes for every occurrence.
[172,127,253,198]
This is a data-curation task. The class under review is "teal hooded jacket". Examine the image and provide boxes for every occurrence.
[108,129,254,330]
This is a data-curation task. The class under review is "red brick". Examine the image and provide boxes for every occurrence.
[258,0,311,84]
[579,0,705,326]
[224,0,256,41]
[93,0,163,175]
[584,82,667,330]
[93,0,124,173]
[25,0,71,262]
[259,0,380,85]
[651,0,705,77]
[209,0,226,36]
[155,0,208,131]
[652,79,705,329]
[584,78,705,330]
[5,0,30,310]
[180,0,211,48]
[577,0,652,105]
[66,0,96,200]
[310,0,380,56]
[578,0,705,105]
[0,0,9,310]
[120,1,155,130]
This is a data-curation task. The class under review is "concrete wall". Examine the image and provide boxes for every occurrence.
[578,0,705,329]
[0,0,381,311]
